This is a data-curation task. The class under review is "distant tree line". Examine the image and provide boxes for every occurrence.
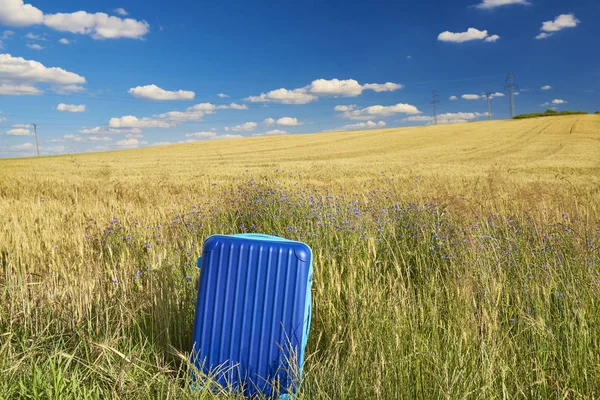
[514,109,589,119]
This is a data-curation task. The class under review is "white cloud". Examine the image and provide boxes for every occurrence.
[334,105,356,111]
[536,14,579,39]
[402,112,486,124]
[78,126,141,134]
[552,99,566,104]
[437,28,498,43]
[88,136,112,141]
[151,141,172,146]
[109,115,174,128]
[245,87,317,105]
[217,93,229,98]
[541,13,579,32]
[475,0,529,9]
[337,120,386,131]
[490,92,504,98]
[462,94,481,100]
[11,123,31,128]
[0,0,149,39]
[6,127,32,135]
[25,32,45,40]
[263,117,275,126]
[0,53,86,94]
[26,43,43,50]
[2,30,15,40]
[108,102,247,130]
[230,122,257,132]
[541,85,552,90]
[0,83,42,95]
[342,103,421,120]
[212,134,243,140]
[246,78,403,104]
[227,102,248,110]
[403,116,434,122]
[184,131,217,139]
[449,95,458,101]
[128,84,195,100]
[276,117,302,126]
[59,38,70,44]
[113,8,128,16]
[264,129,287,135]
[57,103,85,112]
[0,0,44,26]
[115,138,138,147]
[125,133,142,138]
[11,142,34,150]
[309,78,402,96]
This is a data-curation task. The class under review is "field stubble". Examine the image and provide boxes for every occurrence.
[0,115,599,399]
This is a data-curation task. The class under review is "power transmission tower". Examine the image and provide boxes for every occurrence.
[484,92,492,120]
[33,123,40,157]
[505,72,518,118]
[431,90,440,125]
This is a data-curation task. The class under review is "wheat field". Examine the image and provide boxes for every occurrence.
[1,115,599,399]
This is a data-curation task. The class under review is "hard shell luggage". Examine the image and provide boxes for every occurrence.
[191,233,313,398]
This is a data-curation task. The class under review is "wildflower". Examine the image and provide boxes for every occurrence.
[145,243,152,249]
[112,279,118,284]
[186,276,193,282]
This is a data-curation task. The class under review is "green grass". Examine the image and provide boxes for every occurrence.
[1,115,599,399]
[514,109,588,119]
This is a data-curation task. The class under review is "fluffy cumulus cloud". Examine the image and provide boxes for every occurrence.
[449,95,458,101]
[536,14,579,39]
[541,85,552,90]
[403,112,486,124]
[113,8,128,16]
[276,117,302,126]
[334,105,356,112]
[336,120,386,131]
[490,92,504,98]
[437,28,499,43]
[57,103,85,112]
[263,117,275,126]
[184,131,217,139]
[128,84,195,100]
[217,93,229,98]
[11,142,34,150]
[108,102,246,129]
[245,88,317,105]
[475,0,529,9]
[341,103,421,120]
[26,43,43,50]
[0,53,86,94]
[245,78,403,104]
[109,115,174,128]
[5,126,32,135]
[59,38,69,44]
[552,99,566,104]
[0,0,149,39]
[78,126,141,134]
[115,138,139,147]
[0,83,42,95]
[230,122,257,132]
[462,94,481,100]
[263,129,287,135]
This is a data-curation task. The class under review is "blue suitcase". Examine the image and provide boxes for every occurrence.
[191,234,313,398]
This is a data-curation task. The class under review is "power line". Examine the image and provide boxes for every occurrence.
[431,90,440,125]
[505,72,518,118]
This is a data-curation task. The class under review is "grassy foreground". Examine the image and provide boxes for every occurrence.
[1,115,600,399]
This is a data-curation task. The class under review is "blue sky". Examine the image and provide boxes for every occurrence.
[0,0,598,158]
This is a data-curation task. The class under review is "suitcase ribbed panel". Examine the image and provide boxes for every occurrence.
[191,235,312,398]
